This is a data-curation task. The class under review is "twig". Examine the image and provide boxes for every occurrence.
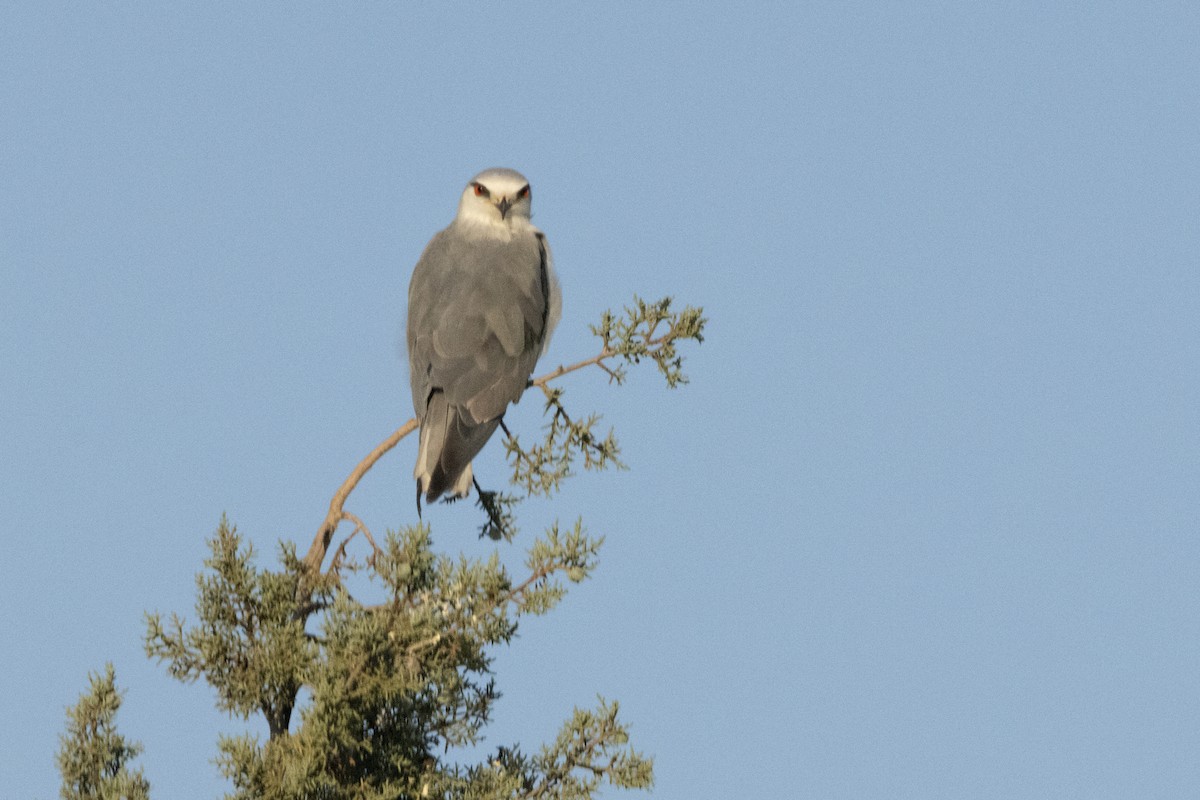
[501,564,554,607]
[530,348,616,389]
[342,511,381,555]
[328,511,383,575]
[529,326,687,389]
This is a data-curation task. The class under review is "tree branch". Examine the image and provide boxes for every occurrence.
[529,348,617,389]
[303,419,418,575]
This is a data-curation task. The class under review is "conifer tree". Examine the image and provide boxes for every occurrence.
[60,296,705,799]
[58,664,151,800]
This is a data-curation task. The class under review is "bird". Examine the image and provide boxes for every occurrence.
[406,168,561,509]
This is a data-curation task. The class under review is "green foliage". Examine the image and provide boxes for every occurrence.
[505,390,624,500]
[145,517,319,738]
[448,700,652,800]
[474,488,522,542]
[58,295,705,799]
[590,295,706,388]
[142,518,645,799]
[504,296,707,502]
[57,664,151,800]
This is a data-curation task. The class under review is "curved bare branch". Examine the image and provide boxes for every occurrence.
[303,419,418,573]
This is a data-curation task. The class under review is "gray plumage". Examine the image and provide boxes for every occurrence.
[407,168,561,505]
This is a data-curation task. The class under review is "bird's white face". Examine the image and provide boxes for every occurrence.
[455,168,533,230]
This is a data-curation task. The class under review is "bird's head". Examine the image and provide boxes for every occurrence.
[455,168,533,230]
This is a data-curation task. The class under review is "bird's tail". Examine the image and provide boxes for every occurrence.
[415,391,500,504]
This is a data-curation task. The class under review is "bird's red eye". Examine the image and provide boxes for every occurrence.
[473,183,488,197]
[518,186,530,199]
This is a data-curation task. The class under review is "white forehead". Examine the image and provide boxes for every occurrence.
[468,167,530,194]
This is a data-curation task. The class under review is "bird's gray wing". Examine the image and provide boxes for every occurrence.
[408,227,551,424]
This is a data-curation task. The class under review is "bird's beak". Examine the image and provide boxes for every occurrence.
[495,197,512,219]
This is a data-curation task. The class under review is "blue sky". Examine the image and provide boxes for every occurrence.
[2,3,1199,798]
